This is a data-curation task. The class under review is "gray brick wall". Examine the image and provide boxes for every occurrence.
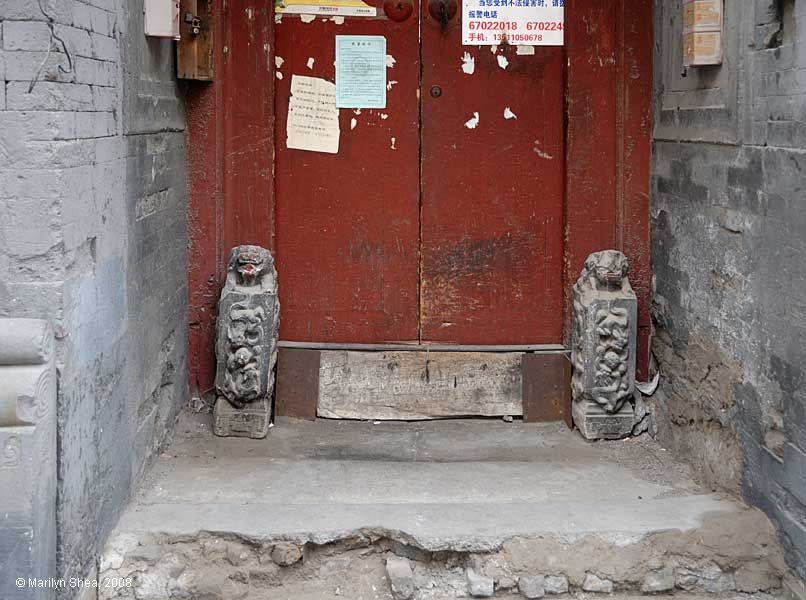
[652,0,806,581]
[0,1,188,595]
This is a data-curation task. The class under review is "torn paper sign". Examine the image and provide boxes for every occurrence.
[286,75,340,154]
[276,0,376,17]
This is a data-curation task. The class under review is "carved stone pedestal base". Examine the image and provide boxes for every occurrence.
[573,399,634,440]
[213,397,270,439]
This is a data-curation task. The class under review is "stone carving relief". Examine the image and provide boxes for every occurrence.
[0,318,58,591]
[1,435,21,469]
[592,306,631,412]
[571,250,637,439]
[213,246,279,438]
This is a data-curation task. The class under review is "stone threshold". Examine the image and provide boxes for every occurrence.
[99,413,788,599]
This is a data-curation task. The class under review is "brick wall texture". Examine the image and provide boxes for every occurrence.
[0,1,188,594]
[652,0,806,581]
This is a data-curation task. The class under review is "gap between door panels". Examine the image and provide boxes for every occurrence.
[417,0,425,344]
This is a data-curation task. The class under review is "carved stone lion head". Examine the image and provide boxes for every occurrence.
[227,245,274,287]
[583,250,629,290]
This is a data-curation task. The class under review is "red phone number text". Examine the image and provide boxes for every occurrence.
[466,20,563,31]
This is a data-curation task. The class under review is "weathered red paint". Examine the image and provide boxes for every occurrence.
[187,0,275,394]
[274,13,421,343]
[187,0,653,393]
[220,1,275,254]
[421,16,565,344]
[565,0,653,379]
[619,0,654,380]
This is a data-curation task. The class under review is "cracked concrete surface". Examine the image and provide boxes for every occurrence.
[99,412,787,598]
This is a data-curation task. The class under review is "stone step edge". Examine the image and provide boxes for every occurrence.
[100,505,788,597]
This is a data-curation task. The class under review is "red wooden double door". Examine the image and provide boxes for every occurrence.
[273,2,650,349]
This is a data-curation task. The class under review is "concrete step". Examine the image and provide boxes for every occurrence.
[99,413,788,599]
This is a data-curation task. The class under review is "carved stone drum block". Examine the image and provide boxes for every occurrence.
[213,245,279,438]
[0,319,57,597]
[571,251,637,440]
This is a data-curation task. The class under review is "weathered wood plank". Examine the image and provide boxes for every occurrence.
[317,351,523,420]
[275,348,320,420]
[279,341,565,353]
[522,353,571,424]
[177,0,214,81]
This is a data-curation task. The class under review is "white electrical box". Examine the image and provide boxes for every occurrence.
[144,0,181,39]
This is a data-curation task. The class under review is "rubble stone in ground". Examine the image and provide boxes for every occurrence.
[583,573,614,593]
[518,574,546,598]
[270,542,302,566]
[544,575,569,594]
[319,556,352,576]
[466,568,495,597]
[642,567,675,593]
[676,564,735,593]
[386,556,415,600]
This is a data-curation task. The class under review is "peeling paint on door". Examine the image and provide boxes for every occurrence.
[461,52,475,74]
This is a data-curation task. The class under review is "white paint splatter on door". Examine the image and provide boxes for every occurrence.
[461,52,475,75]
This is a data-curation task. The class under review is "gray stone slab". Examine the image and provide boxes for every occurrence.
[213,396,270,439]
[112,495,743,551]
[114,413,739,551]
[573,399,635,440]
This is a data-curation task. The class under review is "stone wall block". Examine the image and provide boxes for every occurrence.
[1,0,188,591]
[652,0,806,579]
[2,21,53,51]
[0,318,54,366]
[0,318,57,600]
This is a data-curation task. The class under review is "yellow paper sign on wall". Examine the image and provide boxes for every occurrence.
[682,0,722,66]
[276,0,376,17]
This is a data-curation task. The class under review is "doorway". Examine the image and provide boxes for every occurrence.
[184,0,652,395]
[274,2,564,345]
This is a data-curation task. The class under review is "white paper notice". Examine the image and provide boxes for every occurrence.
[462,0,563,46]
[286,75,340,154]
[335,35,387,109]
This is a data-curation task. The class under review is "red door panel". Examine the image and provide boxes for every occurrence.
[187,0,652,391]
[420,16,565,344]
[274,12,421,342]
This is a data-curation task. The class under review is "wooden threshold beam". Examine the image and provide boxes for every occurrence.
[278,341,567,353]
